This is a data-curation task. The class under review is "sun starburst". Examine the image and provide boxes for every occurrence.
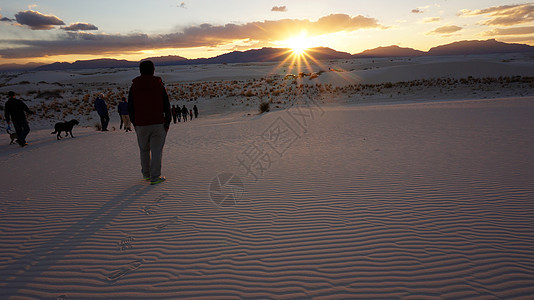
[284,33,315,56]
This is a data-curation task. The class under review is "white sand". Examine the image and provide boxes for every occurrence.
[1,54,534,298]
[3,53,534,132]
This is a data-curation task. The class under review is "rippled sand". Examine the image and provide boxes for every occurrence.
[1,98,534,298]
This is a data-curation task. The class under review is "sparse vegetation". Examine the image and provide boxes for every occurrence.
[259,102,270,113]
[4,71,534,126]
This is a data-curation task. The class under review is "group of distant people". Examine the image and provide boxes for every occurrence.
[171,104,198,123]
[93,97,199,132]
[4,60,197,187]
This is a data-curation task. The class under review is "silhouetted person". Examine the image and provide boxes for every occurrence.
[4,91,34,147]
[172,105,178,124]
[181,105,188,122]
[118,97,132,132]
[189,109,193,120]
[193,105,199,118]
[128,60,171,185]
[94,94,109,131]
[118,109,123,129]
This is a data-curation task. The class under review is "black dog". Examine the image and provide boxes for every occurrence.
[51,119,79,140]
[7,128,18,144]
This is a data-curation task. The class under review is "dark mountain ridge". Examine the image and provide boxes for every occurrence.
[427,39,534,56]
[2,39,533,72]
[354,45,426,57]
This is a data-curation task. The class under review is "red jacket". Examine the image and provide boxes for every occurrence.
[128,75,171,127]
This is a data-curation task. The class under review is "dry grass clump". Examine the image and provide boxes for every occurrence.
[259,102,270,113]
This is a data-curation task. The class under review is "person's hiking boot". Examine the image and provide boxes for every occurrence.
[150,177,166,185]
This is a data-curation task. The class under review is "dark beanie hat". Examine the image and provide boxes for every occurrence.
[139,60,155,75]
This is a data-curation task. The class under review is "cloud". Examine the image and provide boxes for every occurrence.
[272,6,287,12]
[482,26,534,36]
[171,14,382,43]
[0,13,384,59]
[0,11,10,22]
[427,25,462,35]
[315,13,384,33]
[412,6,430,14]
[423,17,441,23]
[495,35,534,44]
[62,22,98,31]
[15,10,65,30]
[459,3,534,26]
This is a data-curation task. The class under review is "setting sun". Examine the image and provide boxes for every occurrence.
[288,41,309,55]
[284,33,316,56]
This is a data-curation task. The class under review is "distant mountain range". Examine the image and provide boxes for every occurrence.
[355,45,426,57]
[426,39,534,56]
[353,39,534,57]
[1,39,533,72]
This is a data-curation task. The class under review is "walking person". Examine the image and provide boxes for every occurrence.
[128,60,171,185]
[94,94,109,131]
[193,105,199,118]
[4,91,34,147]
[181,105,188,122]
[172,105,178,124]
[117,97,132,132]
[189,109,193,121]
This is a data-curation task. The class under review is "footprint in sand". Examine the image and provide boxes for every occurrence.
[142,193,169,215]
[107,259,143,281]
[142,205,157,215]
[155,216,179,230]
[117,236,134,251]
[154,193,168,204]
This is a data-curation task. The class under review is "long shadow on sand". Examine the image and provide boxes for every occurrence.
[0,183,151,297]
[0,130,100,158]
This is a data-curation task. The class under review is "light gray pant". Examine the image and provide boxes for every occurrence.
[134,124,167,181]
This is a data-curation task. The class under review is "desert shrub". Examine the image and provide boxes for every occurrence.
[259,102,270,114]
[37,90,63,99]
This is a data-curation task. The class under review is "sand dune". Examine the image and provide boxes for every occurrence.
[358,60,534,84]
[2,54,534,133]
[1,95,534,298]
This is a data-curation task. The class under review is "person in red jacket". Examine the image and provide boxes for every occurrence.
[128,60,171,185]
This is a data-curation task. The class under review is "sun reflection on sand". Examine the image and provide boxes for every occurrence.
[268,46,358,89]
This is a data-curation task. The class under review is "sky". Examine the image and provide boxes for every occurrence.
[0,0,533,65]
